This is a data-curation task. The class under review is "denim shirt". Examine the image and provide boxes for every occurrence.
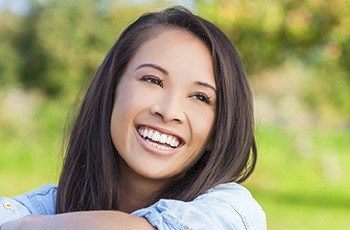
[0,182,266,229]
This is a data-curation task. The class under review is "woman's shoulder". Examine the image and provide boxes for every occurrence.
[195,182,266,229]
[198,182,263,212]
[132,182,266,230]
[0,184,57,225]
[201,181,259,198]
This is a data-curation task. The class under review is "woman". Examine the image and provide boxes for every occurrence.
[0,6,266,229]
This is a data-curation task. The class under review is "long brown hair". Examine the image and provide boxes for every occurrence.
[56,6,257,213]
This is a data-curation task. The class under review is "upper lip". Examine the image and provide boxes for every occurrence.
[136,124,185,144]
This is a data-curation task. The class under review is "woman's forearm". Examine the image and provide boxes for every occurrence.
[1,211,154,230]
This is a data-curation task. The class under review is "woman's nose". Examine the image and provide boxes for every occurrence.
[150,93,185,123]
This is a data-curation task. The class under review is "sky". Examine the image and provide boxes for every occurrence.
[0,0,32,15]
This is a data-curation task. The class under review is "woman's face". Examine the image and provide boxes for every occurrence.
[110,29,216,183]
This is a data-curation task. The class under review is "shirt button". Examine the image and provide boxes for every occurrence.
[3,202,13,210]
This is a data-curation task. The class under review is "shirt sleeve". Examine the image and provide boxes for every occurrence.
[131,182,266,230]
[0,184,57,226]
[0,197,31,225]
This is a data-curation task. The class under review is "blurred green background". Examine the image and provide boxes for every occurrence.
[0,0,349,229]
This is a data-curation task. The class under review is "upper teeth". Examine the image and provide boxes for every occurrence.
[138,127,180,148]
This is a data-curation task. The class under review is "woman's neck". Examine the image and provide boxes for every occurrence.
[118,180,157,213]
[117,160,170,213]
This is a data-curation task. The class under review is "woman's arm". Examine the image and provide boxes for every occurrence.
[1,211,154,230]
[1,183,265,229]
[0,185,153,229]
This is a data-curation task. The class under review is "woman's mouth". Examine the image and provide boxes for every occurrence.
[136,125,182,151]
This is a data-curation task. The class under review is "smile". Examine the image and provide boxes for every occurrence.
[137,125,182,150]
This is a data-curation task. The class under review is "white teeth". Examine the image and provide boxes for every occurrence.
[146,139,172,151]
[159,134,167,143]
[166,136,172,145]
[151,131,160,142]
[147,130,154,139]
[143,129,148,137]
[170,138,177,147]
[138,127,181,148]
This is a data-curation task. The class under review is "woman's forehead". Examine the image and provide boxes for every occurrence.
[126,29,216,87]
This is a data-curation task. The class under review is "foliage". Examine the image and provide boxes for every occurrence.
[0,0,349,121]
[0,11,23,89]
[197,0,350,120]
[1,0,146,96]
[197,0,350,74]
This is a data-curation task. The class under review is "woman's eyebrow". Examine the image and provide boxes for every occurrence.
[195,81,217,93]
[135,63,216,93]
[135,63,169,75]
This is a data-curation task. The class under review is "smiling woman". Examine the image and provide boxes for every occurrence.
[0,6,266,230]
[111,29,216,185]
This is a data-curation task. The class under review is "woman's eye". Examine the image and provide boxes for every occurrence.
[140,75,163,87]
[190,92,211,105]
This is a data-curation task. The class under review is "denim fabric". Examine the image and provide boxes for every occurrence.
[0,182,266,229]
[0,185,56,224]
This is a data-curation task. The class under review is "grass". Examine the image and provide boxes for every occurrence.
[1,99,349,229]
[0,98,65,195]
[245,125,350,229]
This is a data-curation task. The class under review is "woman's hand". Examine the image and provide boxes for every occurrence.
[1,211,154,230]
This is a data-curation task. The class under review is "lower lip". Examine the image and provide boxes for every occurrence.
[134,128,179,156]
